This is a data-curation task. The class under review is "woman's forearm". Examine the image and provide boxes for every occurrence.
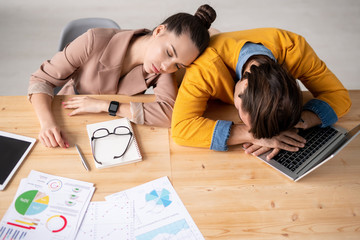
[297,110,322,130]
[30,93,69,148]
[227,124,252,146]
[117,103,131,119]
[30,93,56,127]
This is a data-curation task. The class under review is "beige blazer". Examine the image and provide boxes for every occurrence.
[28,28,178,127]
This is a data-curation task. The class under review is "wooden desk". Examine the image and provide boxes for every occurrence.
[1,91,359,239]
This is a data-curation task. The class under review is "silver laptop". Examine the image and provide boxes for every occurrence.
[256,124,360,181]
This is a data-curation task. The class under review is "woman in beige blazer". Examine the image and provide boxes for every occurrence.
[28,5,216,148]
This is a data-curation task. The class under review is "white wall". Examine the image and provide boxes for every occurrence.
[1,0,359,95]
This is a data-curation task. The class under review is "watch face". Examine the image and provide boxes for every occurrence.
[109,104,118,111]
[109,102,119,116]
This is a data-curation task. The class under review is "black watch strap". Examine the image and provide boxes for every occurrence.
[108,101,119,116]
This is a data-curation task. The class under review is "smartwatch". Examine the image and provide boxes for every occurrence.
[108,101,119,116]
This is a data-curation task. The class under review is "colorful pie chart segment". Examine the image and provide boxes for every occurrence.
[46,215,67,233]
[15,190,49,216]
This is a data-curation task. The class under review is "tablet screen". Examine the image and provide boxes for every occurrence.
[0,131,36,190]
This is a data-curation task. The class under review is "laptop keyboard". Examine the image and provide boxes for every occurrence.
[272,126,338,172]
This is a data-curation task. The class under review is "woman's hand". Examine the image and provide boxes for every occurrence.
[39,122,69,148]
[30,93,69,148]
[243,128,306,160]
[243,111,321,160]
[63,96,109,116]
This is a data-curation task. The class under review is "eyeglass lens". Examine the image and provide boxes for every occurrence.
[91,126,133,165]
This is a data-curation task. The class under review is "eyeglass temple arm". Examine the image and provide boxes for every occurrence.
[113,133,133,159]
[91,138,103,165]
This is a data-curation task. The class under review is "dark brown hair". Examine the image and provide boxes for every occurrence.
[160,5,216,54]
[238,55,303,139]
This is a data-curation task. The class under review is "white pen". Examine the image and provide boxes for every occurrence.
[75,144,90,171]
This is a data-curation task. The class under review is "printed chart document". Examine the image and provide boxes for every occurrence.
[0,170,94,240]
[76,200,134,240]
[105,176,205,240]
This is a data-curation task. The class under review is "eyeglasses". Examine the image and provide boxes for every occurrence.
[91,126,133,165]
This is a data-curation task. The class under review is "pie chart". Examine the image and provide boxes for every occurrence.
[145,188,172,207]
[15,190,49,215]
[46,215,67,232]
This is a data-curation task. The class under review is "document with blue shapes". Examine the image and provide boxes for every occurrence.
[105,176,204,240]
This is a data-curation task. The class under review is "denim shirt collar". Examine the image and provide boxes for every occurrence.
[235,42,276,81]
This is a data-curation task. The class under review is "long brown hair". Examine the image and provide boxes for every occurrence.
[238,55,303,139]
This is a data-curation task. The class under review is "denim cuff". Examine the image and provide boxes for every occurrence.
[210,120,233,151]
[303,99,338,127]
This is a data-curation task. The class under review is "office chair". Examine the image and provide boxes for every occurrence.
[55,18,120,94]
[58,18,120,51]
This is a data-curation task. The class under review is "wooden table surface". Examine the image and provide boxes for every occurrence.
[0,91,359,240]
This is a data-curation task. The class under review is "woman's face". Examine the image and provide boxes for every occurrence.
[143,25,200,74]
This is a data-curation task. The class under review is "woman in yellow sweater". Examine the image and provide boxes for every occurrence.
[171,28,351,159]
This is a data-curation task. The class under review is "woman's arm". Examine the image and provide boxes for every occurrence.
[137,73,178,127]
[295,110,321,129]
[171,54,230,148]
[284,31,351,125]
[62,96,132,119]
[63,73,177,127]
[229,123,305,157]
[31,93,69,148]
[28,30,93,147]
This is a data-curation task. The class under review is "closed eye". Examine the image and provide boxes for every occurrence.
[168,46,187,70]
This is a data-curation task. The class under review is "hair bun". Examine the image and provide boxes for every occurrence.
[194,4,217,29]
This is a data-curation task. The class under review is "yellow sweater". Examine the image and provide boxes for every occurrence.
[171,28,351,149]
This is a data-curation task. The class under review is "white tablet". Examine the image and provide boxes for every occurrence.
[0,131,36,190]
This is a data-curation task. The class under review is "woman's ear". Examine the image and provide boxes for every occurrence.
[243,79,248,88]
[235,78,248,96]
[152,25,167,37]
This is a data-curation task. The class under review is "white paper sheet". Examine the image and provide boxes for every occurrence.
[0,170,94,240]
[105,176,205,240]
[76,200,134,240]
